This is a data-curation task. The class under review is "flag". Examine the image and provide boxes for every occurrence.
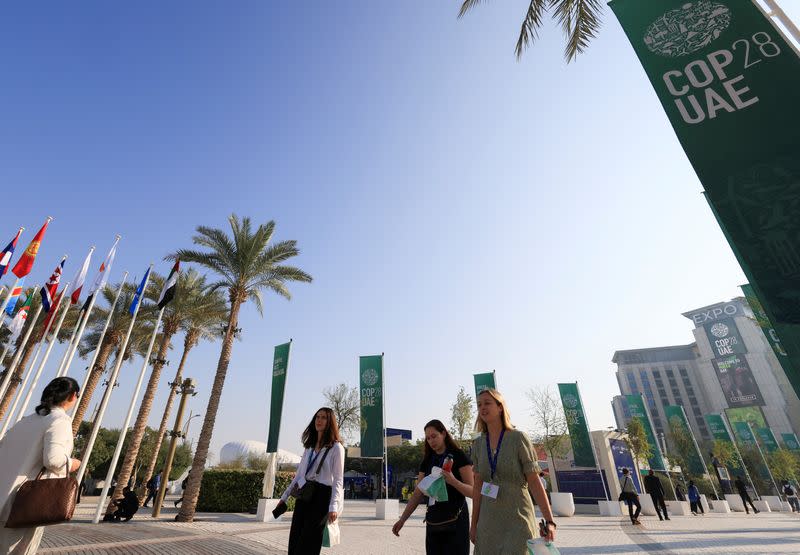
[8,289,33,341]
[40,257,66,313]
[0,228,23,277]
[129,267,151,315]
[68,248,93,305]
[5,278,26,316]
[82,238,118,311]
[157,261,179,309]
[41,290,64,333]
[12,219,50,278]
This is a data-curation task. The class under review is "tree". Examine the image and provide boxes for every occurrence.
[667,415,696,478]
[625,417,652,479]
[766,449,799,484]
[323,383,360,444]
[173,215,312,522]
[450,386,473,441]
[527,387,569,491]
[458,0,603,61]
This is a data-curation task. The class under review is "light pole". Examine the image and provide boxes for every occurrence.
[182,412,202,446]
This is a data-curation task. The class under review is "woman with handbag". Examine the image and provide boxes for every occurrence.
[0,377,81,554]
[277,407,344,554]
[619,468,641,525]
[392,419,473,554]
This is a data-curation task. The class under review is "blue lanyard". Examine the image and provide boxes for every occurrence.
[485,429,505,481]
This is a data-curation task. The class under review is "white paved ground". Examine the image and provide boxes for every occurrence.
[41,497,800,554]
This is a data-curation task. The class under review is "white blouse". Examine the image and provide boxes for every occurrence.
[281,442,345,514]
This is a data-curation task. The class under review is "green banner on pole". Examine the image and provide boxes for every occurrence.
[609,0,800,400]
[732,421,757,448]
[741,284,790,360]
[782,432,800,451]
[557,383,596,468]
[473,372,496,400]
[625,394,666,470]
[266,341,291,453]
[704,414,733,443]
[359,355,384,458]
[664,405,705,475]
[755,427,779,453]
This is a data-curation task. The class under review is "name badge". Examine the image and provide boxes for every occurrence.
[481,482,499,499]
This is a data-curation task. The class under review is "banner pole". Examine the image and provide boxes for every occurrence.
[382,353,387,502]
[680,406,718,500]
[748,422,780,496]
[575,382,609,501]
[721,412,759,499]
[0,303,43,402]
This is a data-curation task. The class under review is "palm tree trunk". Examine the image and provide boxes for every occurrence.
[0,341,38,421]
[72,341,116,435]
[142,335,194,486]
[176,302,241,522]
[106,332,174,514]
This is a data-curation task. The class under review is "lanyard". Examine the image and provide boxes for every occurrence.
[307,449,322,476]
[485,429,505,481]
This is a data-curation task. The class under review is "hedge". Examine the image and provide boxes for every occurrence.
[197,469,296,513]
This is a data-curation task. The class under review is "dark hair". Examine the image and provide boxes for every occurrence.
[622,468,629,474]
[302,407,341,449]
[35,377,79,416]
[422,419,463,462]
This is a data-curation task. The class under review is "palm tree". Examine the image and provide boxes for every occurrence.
[107,269,227,511]
[458,0,603,61]
[140,272,227,486]
[173,215,312,522]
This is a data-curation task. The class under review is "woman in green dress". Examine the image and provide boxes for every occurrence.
[470,389,556,554]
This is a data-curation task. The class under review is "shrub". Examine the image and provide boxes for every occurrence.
[197,469,297,513]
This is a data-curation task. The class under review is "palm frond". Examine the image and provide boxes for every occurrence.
[458,0,485,18]
[515,0,549,59]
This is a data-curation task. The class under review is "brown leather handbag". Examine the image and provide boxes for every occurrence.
[5,459,78,529]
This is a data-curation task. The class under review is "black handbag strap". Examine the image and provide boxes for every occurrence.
[305,446,331,480]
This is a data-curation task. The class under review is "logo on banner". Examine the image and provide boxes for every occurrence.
[361,368,379,386]
[562,394,579,409]
[644,1,731,57]
[710,323,729,338]
[740,428,753,441]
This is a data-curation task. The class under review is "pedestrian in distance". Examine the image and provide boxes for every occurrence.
[618,468,642,525]
[174,475,189,508]
[539,471,551,503]
[142,471,161,508]
[687,481,704,515]
[277,407,344,555]
[674,483,686,502]
[392,419,474,555]
[469,389,556,553]
[734,476,759,514]
[783,480,799,512]
[0,377,82,555]
[643,470,669,521]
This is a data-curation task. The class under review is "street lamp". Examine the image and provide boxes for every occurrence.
[182,412,203,442]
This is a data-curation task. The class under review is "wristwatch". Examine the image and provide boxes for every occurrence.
[546,520,557,528]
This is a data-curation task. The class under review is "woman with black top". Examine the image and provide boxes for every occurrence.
[277,407,345,555]
[392,419,473,555]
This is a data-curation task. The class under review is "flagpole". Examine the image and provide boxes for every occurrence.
[54,309,84,377]
[7,282,72,428]
[680,405,719,500]
[0,302,43,403]
[0,226,25,317]
[75,266,152,488]
[93,305,165,523]
[71,273,129,416]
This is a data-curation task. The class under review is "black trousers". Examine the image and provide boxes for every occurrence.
[425,502,470,555]
[288,483,332,555]
[650,494,668,519]
[740,493,758,513]
[624,495,641,523]
[690,500,704,514]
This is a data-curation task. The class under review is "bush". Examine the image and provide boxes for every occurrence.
[197,469,297,513]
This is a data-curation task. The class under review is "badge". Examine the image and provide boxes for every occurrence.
[481,482,499,499]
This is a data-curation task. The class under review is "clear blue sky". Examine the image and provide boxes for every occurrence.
[2,1,798,461]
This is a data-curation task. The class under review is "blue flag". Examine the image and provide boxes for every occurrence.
[5,278,25,316]
[129,267,150,315]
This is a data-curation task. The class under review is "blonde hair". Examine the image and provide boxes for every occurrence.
[474,388,514,433]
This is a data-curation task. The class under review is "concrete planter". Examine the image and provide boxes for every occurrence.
[256,498,284,523]
[725,495,745,512]
[638,495,658,516]
[710,499,730,513]
[781,501,793,512]
[752,499,771,513]
[666,500,691,516]
[762,496,784,511]
[598,500,622,516]
[550,492,575,517]
[699,494,711,513]
[375,499,399,520]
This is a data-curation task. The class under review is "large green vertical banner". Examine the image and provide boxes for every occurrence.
[704,414,733,443]
[557,383,596,468]
[755,427,779,453]
[266,341,291,453]
[610,0,800,399]
[473,371,496,400]
[359,355,384,458]
[625,394,666,470]
[741,284,790,360]
[782,432,800,451]
[664,405,705,475]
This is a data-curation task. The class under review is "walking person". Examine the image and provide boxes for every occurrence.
[619,468,641,525]
[783,481,799,512]
[392,419,474,554]
[276,407,344,555]
[142,471,161,508]
[643,470,669,521]
[0,377,82,554]
[174,475,189,508]
[687,481,704,515]
[734,476,759,514]
[469,389,556,553]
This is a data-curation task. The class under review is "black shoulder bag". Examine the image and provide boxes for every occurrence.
[295,447,332,503]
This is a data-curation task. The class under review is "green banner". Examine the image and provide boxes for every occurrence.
[732,421,757,448]
[664,405,704,475]
[473,371,496,400]
[266,342,291,453]
[704,317,746,357]
[782,432,800,451]
[704,414,733,443]
[755,427,779,453]
[741,284,790,360]
[359,355,384,458]
[609,0,800,400]
[625,394,665,470]
[557,383,596,468]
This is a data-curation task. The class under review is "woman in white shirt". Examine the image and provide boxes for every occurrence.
[0,377,81,554]
[278,407,344,554]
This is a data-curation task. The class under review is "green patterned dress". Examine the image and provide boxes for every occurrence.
[472,429,539,554]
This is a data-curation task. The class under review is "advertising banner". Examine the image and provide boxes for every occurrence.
[359,355,384,458]
[782,432,800,451]
[557,383,597,468]
[704,317,746,357]
[473,372,496,399]
[711,354,764,407]
[609,0,800,399]
[266,342,291,453]
[609,438,641,493]
[664,405,705,475]
[725,406,767,429]
[741,284,790,360]
[704,413,733,443]
[755,427,779,453]
[625,394,666,470]
[732,421,757,448]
